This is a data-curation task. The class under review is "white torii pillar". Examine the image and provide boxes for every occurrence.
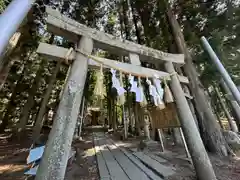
[0,0,35,58]
[35,37,93,180]
[201,36,240,106]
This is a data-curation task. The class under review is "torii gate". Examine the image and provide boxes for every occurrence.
[34,6,216,180]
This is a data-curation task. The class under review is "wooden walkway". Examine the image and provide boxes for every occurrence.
[93,132,175,180]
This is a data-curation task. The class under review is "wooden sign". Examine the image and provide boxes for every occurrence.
[149,103,181,128]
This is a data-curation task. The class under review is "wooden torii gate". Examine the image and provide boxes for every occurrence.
[35,6,216,180]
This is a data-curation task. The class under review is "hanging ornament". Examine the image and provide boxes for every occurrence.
[118,72,125,105]
[111,68,126,96]
[147,78,165,110]
[163,79,174,103]
[153,77,164,99]
[153,77,165,110]
[138,77,147,107]
[128,74,138,93]
[94,64,106,100]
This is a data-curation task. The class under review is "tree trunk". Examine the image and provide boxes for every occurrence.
[107,96,112,128]
[173,128,183,145]
[210,93,225,129]
[112,99,117,132]
[214,87,238,132]
[16,59,47,135]
[0,56,15,90]
[166,9,228,156]
[221,79,240,128]
[0,61,26,132]
[175,67,199,129]
[35,37,93,180]
[32,61,61,141]
[130,0,143,44]
[78,97,86,138]
[134,103,141,136]
[0,32,21,76]
[142,108,150,140]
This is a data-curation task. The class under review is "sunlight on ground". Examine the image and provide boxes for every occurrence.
[83,148,96,158]
[0,164,26,174]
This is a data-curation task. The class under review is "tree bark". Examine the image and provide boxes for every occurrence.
[210,93,225,129]
[165,62,217,180]
[0,56,15,90]
[16,59,47,135]
[214,87,238,132]
[166,9,228,156]
[32,61,61,141]
[112,99,117,132]
[0,32,21,83]
[77,97,85,138]
[221,79,240,128]
[173,128,183,145]
[0,61,26,132]
[134,103,141,136]
[35,36,93,180]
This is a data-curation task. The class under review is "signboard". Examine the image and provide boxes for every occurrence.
[148,103,181,129]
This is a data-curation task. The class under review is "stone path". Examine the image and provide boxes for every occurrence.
[93,132,175,180]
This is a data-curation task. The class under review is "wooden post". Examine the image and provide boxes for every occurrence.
[78,97,85,138]
[122,105,128,139]
[35,36,93,180]
[158,129,165,152]
[129,53,151,139]
[221,79,240,127]
[179,128,191,159]
[214,87,238,132]
[143,114,151,140]
[165,62,216,180]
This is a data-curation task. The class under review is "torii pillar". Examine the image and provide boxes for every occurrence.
[35,36,93,180]
[165,62,217,180]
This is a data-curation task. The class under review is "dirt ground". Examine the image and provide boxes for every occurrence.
[65,132,99,180]
[0,132,99,180]
[0,130,240,180]
[162,144,240,180]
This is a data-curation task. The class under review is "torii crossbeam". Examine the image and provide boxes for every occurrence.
[35,6,215,180]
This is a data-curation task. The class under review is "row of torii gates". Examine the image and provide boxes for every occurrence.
[1,1,240,180]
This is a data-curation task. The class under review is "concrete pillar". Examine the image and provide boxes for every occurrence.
[35,37,93,180]
[165,62,216,180]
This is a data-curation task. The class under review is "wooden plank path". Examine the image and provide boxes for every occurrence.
[132,152,175,178]
[93,132,175,180]
[106,138,163,180]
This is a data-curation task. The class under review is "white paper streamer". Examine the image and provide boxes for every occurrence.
[153,78,164,100]
[111,69,126,96]
[147,78,164,107]
[128,75,138,93]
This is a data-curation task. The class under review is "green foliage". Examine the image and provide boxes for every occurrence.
[1,0,240,130]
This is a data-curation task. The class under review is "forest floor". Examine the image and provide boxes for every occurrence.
[0,130,239,180]
[0,131,99,180]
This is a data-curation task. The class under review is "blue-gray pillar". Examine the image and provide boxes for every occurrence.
[201,36,240,106]
[0,0,35,57]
